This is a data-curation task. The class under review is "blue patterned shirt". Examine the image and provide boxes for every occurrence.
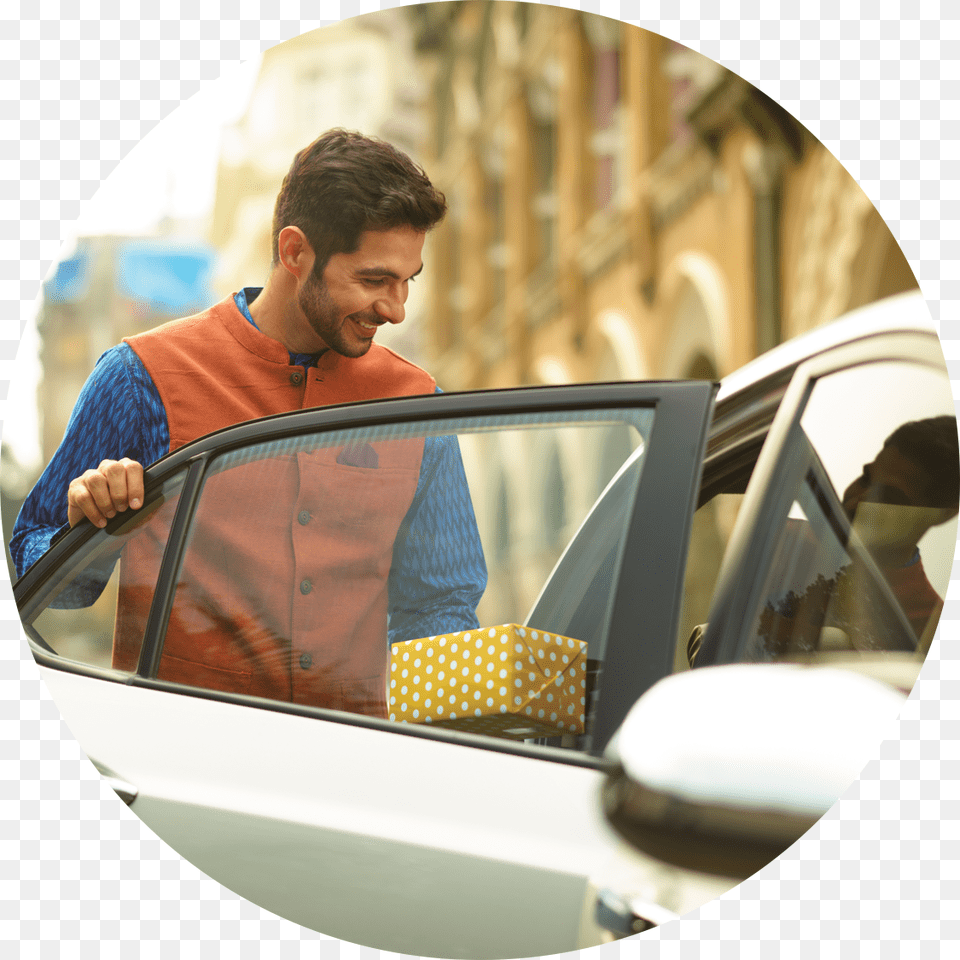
[12,289,487,644]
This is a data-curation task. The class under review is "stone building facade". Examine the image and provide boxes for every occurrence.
[408,2,917,393]
[403,2,919,625]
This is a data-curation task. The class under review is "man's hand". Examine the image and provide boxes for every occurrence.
[67,458,144,528]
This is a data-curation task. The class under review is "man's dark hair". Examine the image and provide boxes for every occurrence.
[885,415,960,509]
[271,129,447,273]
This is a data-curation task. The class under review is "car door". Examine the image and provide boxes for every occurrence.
[17,381,721,959]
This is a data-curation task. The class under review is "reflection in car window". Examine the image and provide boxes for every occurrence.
[799,361,957,652]
[145,409,654,749]
[24,471,188,670]
[679,358,957,678]
[743,467,919,662]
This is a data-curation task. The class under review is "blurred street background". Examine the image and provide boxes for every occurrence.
[2,2,920,579]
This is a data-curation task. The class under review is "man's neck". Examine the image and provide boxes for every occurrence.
[247,269,328,356]
[877,544,921,570]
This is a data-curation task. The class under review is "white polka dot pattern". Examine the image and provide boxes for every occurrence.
[387,625,588,740]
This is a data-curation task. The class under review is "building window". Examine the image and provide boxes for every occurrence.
[591,46,621,210]
[483,137,507,330]
[583,15,623,211]
[663,41,724,147]
[527,75,558,273]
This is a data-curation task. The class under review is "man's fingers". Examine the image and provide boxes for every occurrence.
[67,459,145,528]
[123,459,144,510]
[98,459,132,512]
[67,473,111,528]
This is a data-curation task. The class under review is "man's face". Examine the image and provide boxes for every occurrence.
[840,443,954,557]
[841,444,931,520]
[297,226,425,358]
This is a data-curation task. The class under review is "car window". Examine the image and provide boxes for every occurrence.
[692,355,956,682]
[23,470,188,670]
[169,410,655,746]
[673,491,744,671]
[741,450,921,662]
[799,359,957,644]
[24,408,654,751]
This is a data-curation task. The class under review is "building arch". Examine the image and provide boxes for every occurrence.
[584,312,650,502]
[659,252,730,378]
[596,309,650,381]
[533,355,571,385]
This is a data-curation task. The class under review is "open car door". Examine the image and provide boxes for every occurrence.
[17,381,718,958]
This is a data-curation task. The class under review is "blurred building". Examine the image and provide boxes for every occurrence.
[1,443,33,579]
[404,1,919,626]
[37,235,217,462]
[407,2,918,392]
[206,4,917,392]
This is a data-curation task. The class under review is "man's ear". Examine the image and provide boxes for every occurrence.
[277,226,314,281]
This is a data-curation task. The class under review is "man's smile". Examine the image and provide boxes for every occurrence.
[293,226,425,357]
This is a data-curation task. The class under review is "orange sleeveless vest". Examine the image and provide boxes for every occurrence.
[113,296,436,717]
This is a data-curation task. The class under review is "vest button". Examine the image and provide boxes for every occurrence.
[297,510,311,525]
[299,579,312,595]
[299,653,312,670]
[290,371,304,386]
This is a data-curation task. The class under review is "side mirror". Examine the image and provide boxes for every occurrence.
[601,664,905,880]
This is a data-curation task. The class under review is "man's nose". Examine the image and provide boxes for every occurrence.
[373,287,406,324]
[842,485,862,521]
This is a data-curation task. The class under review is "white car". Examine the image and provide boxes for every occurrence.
[15,291,956,957]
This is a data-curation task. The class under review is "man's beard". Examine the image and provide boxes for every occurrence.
[297,271,376,359]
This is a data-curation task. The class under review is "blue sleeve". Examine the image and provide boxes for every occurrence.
[387,427,488,645]
[10,343,169,578]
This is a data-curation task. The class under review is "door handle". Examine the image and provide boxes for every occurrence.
[595,887,679,936]
[91,759,139,806]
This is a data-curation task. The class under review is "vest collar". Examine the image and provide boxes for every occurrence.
[216,295,291,366]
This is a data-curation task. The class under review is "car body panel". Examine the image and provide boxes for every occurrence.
[41,664,731,957]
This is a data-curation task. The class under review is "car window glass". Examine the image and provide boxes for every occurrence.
[23,471,188,670]
[741,462,921,664]
[679,357,956,679]
[158,408,654,750]
[673,492,744,671]
[798,360,957,648]
[691,359,957,685]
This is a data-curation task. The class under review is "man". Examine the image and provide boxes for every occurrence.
[840,415,959,640]
[13,129,487,716]
[751,415,958,660]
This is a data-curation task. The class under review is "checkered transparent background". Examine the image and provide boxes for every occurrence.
[4,0,958,956]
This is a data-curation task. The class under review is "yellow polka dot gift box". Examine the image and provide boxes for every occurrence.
[388,624,588,740]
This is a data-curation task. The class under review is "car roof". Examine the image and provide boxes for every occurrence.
[716,291,936,406]
[703,291,939,463]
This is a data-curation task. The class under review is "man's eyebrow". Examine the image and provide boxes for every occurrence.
[355,264,424,281]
